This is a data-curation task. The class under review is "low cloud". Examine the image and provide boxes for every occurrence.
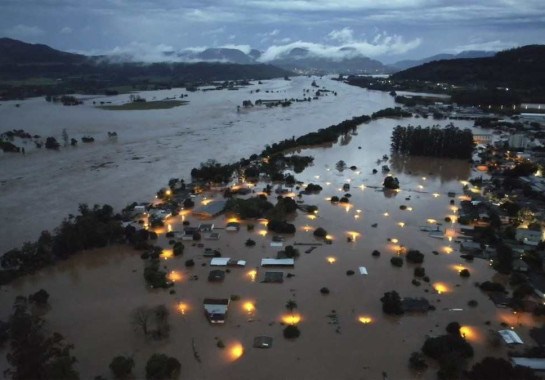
[5,24,45,39]
[60,27,73,35]
[450,39,517,53]
[259,32,421,61]
[220,44,252,54]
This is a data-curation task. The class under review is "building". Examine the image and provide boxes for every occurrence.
[203,298,230,324]
[515,227,545,246]
[508,134,529,149]
[261,258,295,267]
[192,200,227,218]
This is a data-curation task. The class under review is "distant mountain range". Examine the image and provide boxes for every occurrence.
[391,45,545,93]
[388,50,496,71]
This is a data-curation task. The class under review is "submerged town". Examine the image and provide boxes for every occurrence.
[0,28,545,380]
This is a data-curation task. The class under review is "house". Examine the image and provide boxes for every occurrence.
[401,298,431,313]
[516,227,545,246]
[192,200,227,218]
[203,298,230,324]
[460,241,482,254]
[226,222,240,231]
[498,329,524,344]
[261,258,295,267]
[513,259,529,273]
[208,270,225,282]
[206,232,220,240]
[210,257,246,267]
[199,223,214,232]
[511,358,545,372]
[263,272,284,283]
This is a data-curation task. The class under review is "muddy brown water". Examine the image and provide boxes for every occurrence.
[1,77,536,379]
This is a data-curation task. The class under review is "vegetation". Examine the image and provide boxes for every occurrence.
[459,269,470,278]
[391,45,545,101]
[390,125,474,159]
[371,107,412,119]
[421,325,474,380]
[4,297,79,380]
[131,305,170,340]
[313,227,327,238]
[383,176,400,189]
[381,291,403,315]
[409,351,428,371]
[390,257,404,267]
[109,356,135,379]
[145,353,181,380]
[0,204,124,285]
[406,250,425,264]
[97,100,188,111]
[466,357,538,380]
[283,325,301,339]
[267,220,296,234]
[225,197,273,219]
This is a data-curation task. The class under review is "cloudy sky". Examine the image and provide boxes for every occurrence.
[1,0,544,63]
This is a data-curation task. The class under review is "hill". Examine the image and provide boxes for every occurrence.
[0,38,291,99]
[391,45,545,94]
[0,37,88,65]
[389,50,495,71]
[268,47,386,75]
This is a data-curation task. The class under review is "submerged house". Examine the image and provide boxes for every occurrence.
[516,227,545,246]
[203,298,230,324]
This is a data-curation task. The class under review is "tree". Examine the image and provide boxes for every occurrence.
[383,176,400,190]
[285,300,297,312]
[380,291,403,315]
[406,250,424,264]
[5,298,78,380]
[313,227,327,238]
[28,289,50,306]
[62,129,69,147]
[466,357,539,380]
[409,351,428,371]
[45,137,60,150]
[283,325,301,339]
[494,244,513,274]
[132,306,153,336]
[109,356,134,379]
[446,322,461,336]
[145,354,181,380]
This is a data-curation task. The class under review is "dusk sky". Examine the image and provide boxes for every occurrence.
[1,0,544,63]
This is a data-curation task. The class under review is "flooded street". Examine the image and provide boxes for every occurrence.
[0,77,531,379]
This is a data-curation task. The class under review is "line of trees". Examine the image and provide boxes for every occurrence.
[390,124,474,159]
[0,204,125,285]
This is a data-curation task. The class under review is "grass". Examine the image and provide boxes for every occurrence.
[97,100,188,111]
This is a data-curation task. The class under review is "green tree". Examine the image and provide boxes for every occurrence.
[380,291,403,315]
[109,356,134,379]
[145,354,181,380]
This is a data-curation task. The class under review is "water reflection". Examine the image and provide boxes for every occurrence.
[389,154,471,183]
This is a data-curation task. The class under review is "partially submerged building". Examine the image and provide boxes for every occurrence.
[203,298,230,324]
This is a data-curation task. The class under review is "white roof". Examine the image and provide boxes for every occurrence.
[498,329,524,344]
[511,357,545,370]
[359,267,368,275]
[270,242,283,247]
[261,258,295,266]
[210,258,231,266]
[237,260,247,267]
[203,303,229,314]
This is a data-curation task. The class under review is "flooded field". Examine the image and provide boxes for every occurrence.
[0,76,395,252]
[1,79,539,379]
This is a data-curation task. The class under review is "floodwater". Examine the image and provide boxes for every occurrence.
[0,76,394,252]
[0,77,535,379]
